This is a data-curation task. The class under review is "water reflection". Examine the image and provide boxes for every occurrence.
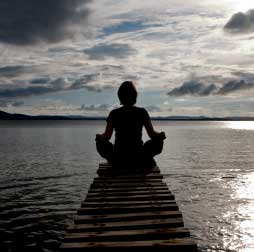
[225,121,254,130]
[220,172,254,252]
[235,172,254,252]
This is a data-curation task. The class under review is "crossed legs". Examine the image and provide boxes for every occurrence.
[96,137,164,168]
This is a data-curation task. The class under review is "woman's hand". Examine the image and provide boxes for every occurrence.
[150,131,166,140]
[159,131,166,140]
[156,131,166,140]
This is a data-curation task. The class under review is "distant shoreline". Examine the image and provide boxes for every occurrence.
[1,110,254,121]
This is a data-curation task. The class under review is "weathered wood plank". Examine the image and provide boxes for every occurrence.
[81,200,176,208]
[95,176,162,180]
[88,185,168,193]
[74,210,182,224]
[77,204,178,215]
[97,169,161,175]
[60,238,197,251]
[92,180,164,185]
[86,189,171,197]
[97,167,161,175]
[90,182,167,189]
[98,163,159,169]
[63,227,190,242]
[67,218,184,233]
[98,164,160,170]
[85,194,175,202]
[95,174,163,179]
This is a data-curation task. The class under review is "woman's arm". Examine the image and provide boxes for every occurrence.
[144,119,166,140]
[96,121,113,141]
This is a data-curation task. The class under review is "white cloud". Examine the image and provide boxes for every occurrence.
[80,103,109,111]
[1,0,254,116]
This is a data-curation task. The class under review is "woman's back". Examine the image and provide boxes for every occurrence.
[107,106,149,151]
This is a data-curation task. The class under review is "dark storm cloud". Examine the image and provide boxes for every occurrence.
[80,104,109,111]
[12,101,25,107]
[224,9,254,33]
[84,43,137,60]
[217,80,254,95]
[0,86,60,98]
[70,74,99,89]
[167,79,254,97]
[0,73,114,98]
[0,78,67,98]
[70,74,115,92]
[30,78,51,84]
[0,65,27,77]
[167,80,217,96]
[0,0,91,45]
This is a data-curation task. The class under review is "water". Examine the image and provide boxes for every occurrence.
[0,120,254,252]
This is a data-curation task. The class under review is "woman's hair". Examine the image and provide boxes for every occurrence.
[118,81,137,106]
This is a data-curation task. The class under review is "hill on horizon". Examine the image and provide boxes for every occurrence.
[1,110,254,121]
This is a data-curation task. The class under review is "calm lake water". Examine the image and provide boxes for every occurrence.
[1,120,254,252]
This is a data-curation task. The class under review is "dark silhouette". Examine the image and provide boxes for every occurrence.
[96,81,166,172]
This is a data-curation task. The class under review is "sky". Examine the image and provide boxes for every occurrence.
[1,0,254,117]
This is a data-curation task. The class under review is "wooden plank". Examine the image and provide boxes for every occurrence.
[98,163,156,167]
[77,204,178,215]
[85,194,175,202]
[96,174,163,179]
[97,168,161,174]
[60,238,197,251]
[90,182,167,189]
[81,200,176,208]
[88,186,168,193]
[93,178,163,183]
[98,164,160,170]
[67,218,184,232]
[97,168,161,175]
[95,172,162,177]
[74,211,182,224]
[63,227,190,242]
[86,189,171,197]
[95,175,162,180]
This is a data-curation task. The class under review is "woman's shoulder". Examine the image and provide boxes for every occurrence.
[132,106,146,111]
[133,106,148,114]
[132,106,150,119]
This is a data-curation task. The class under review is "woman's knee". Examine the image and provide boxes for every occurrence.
[144,138,164,156]
[96,139,114,159]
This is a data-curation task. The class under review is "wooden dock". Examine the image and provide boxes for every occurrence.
[60,163,197,251]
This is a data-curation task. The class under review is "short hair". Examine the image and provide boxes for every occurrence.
[117,81,137,105]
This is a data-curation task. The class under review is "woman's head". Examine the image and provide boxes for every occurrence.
[118,81,137,106]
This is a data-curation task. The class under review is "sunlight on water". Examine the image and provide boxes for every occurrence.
[229,172,254,251]
[224,121,254,130]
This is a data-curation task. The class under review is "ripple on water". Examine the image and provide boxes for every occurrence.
[1,121,254,251]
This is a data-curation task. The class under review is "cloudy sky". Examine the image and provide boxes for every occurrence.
[1,0,254,117]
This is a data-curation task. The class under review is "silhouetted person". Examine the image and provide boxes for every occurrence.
[96,81,166,172]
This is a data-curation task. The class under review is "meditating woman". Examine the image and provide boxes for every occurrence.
[96,81,166,171]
